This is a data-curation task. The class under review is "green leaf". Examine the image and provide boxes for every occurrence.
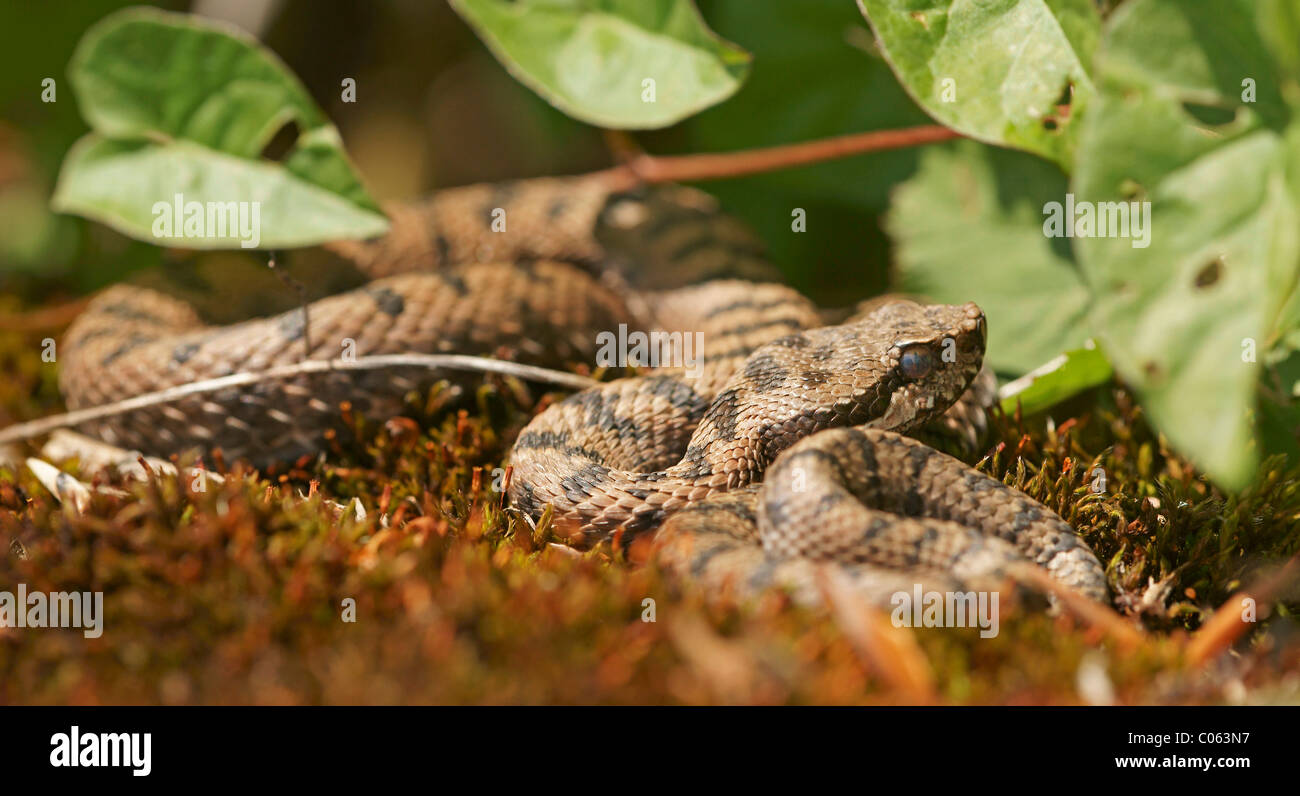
[449,0,750,129]
[52,7,386,249]
[889,140,1091,374]
[856,0,1100,164]
[998,345,1113,416]
[0,180,78,272]
[1259,344,1300,462]
[54,136,389,249]
[1073,0,1300,489]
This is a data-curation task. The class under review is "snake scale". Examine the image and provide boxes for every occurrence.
[58,173,1109,606]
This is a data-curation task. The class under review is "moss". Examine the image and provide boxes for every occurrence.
[0,318,1297,705]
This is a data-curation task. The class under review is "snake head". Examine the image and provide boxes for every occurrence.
[863,300,987,433]
[681,297,989,483]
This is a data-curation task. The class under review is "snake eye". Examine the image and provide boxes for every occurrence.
[900,347,933,380]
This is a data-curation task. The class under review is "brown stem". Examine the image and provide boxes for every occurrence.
[1010,564,1146,651]
[599,125,960,189]
[600,129,645,165]
[0,297,92,332]
[1185,553,1300,667]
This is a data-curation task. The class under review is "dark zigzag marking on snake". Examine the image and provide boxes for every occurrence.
[100,334,156,366]
[690,543,731,578]
[846,515,899,567]
[433,232,451,264]
[93,302,171,325]
[852,429,883,500]
[567,378,706,453]
[569,388,658,447]
[68,326,123,346]
[704,297,802,319]
[709,316,813,340]
[641,375,706,411]
[559,462,614,503]
[512,431,606,464]
[437,271,470,297]
[676,387,747,476]
[760,448,844,530]
[903,443,931,517]
[740,353,788,384]
[702,341,803,364]
[699,492,759,526]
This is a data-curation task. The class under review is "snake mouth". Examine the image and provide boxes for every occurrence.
[868,382,932,432]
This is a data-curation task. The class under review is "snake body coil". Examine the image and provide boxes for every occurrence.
[58,174,1108,606]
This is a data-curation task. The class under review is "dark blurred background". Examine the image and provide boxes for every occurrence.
[0,0,940,311]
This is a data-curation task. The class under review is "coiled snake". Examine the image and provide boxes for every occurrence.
[57,173,1108,606]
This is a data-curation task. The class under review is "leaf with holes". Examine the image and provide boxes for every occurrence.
[889,140,1092,375]
[449,0,751,129]
[856,0,1099,165]
[51,7,387,249]
[1072,0,1300,489]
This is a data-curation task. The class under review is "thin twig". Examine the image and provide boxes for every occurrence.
[598,125,960,189]
[0,354,598,445]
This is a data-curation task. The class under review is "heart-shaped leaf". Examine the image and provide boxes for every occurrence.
[52,7,387,249]
[856,0,1100,165]
[450,0,751,129]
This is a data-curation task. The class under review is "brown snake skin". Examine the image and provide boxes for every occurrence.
[58,173,1109,606]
